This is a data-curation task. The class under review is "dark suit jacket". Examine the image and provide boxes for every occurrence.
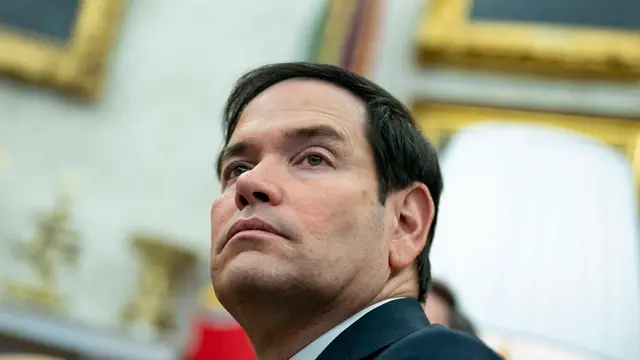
[316,298,502,360]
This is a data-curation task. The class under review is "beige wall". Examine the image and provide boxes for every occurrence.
[0,0,638,358]
[0,0,324,341]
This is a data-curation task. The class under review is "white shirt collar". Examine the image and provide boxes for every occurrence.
[290,298,404,360]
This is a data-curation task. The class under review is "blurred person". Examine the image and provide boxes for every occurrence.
[209,62,501,360]
[424,280,478,336]
[449,311,478,336]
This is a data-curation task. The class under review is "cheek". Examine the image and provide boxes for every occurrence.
[211,193,236,240]
[295,180,379,245]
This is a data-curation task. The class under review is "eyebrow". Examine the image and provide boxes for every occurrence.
[216,124,348,177]
[283,124,346,144]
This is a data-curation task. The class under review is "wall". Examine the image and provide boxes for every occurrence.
[0,0,324,338]
[0,0,638,354]
[375,0,640,118]
[375,2,640,359]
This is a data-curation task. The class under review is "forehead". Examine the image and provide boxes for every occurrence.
[230,79,367,141]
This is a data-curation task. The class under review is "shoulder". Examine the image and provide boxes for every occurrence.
[376,324,503,360]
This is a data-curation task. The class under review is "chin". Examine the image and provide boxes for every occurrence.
[213,253,314,307]
[215,253,290,294]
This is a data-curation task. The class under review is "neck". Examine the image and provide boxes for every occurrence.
[223,270,419,359]
[228,292,381,360]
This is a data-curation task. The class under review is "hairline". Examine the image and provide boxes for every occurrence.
[218,63,437,302]
[217,77,376,179]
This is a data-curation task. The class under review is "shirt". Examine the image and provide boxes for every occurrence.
[290,298,404,360]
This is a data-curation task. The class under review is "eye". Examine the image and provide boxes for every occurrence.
[295,150,333,170]
[306,155,325,166]
[224,163,250,180]
[232,165,249,177]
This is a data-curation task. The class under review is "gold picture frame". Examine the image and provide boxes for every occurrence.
[415,0,640,80]
[412,102,640,197]
[0,0,125,100]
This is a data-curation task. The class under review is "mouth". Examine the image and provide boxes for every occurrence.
[224,217,284,248]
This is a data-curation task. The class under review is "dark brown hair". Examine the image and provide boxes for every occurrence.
[218,62,443,302]
[428,279,478,336]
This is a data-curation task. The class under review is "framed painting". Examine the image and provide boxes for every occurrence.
[0,0,125,100]
[412,102,640,196]
[415,0,640,80]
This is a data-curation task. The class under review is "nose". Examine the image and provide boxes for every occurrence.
[234,164,284,210]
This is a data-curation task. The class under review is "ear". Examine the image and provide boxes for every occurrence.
[388,183,435,272]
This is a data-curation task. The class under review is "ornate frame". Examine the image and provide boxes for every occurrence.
[412,102,640,196]
[0,0,125,99]
[415,0,640,79]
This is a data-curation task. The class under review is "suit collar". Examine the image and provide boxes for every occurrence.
[291,298,400,360]
[316,298,429,360]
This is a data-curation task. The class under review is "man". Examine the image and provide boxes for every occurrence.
[424,280,478,336]
[210,63,500,360]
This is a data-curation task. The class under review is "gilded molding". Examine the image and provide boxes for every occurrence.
[0,0,126,99]
[415,0,640,80]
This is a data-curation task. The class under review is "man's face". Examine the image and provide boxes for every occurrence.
[210,79,392,308]
[425,291,451,327]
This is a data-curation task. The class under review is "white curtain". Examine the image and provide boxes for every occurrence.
[430,122,640,360]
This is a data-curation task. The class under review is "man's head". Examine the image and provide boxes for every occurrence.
[210,63,442,317]
[425,281,455,327]
[425,280,478,336]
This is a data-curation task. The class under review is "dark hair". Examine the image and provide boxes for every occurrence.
[449,311,478,336]
[428,279,477,336]
[217,62,443,302]
[428,279,458,308]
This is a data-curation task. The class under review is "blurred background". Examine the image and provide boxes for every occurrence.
[0,0,639,359]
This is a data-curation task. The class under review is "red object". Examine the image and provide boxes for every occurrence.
[185,318,257,360]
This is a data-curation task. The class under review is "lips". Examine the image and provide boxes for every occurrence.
[225,217,284,246]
